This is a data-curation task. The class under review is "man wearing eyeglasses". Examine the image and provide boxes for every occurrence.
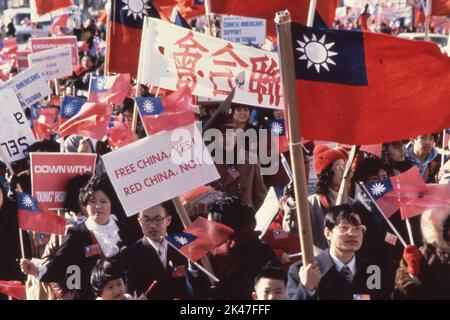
[121,202,207,299]
[286,204,388,300]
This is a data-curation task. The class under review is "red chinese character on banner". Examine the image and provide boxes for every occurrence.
[209,43,249,97]
[173,31,209,91]
[249,55,282,106]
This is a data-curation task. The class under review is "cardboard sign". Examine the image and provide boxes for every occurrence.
[28,45,73,80]
[0,89,36,163]
[103,124,220,216]
[17,51,30,72]
[31,36,79,66]
[221,16,266,46]
[30,153,97,210]
[139,18,283,110]
[0,64,51,107]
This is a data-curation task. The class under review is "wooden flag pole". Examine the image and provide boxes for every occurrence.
[204,0,214,36]
[336,145,360,205]
[424,0,432,41]
[275,11,314,265]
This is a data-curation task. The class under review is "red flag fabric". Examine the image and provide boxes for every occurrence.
[32,107,59,140]
[107,0,161,78]
[58,102,113,140]
[432,0,450,16]
[0,58,14,81]
[16,192,65,235]
[156,0,205,20]
[364,167,426,218]
[49,14,69,34]
[291,23,450,145]
[88,74,131,105]
[107,115,138,149]
[0,280,26,300]
[400,184,450,220]
[0,38,18,55]
[210,0,338,42]
[415,3,426,27]
[135,86,195,135]
[166,217,234,261]
[34,0,74,16]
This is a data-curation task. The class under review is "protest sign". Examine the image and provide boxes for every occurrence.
[31,36,79,66]
[0,64,51,107]
[30,153,97,209]
[17,51,30,72]
[221,16,266,46]
[103,124,220,216]
[28,45,73,80]
[138,18,283,110]
[0,89,36,163]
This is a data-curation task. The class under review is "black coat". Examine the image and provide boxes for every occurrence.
[40,220,134,300]
[121,237,208,300]
[287,249,389,300]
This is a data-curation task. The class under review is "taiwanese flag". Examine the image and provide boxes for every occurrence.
[399,184,450,220]
[0,38,18,55]
[414,2,426,27]
[363,167,426,219]
[135,86,195,135]
[268,119,289,153]
[107,0,161,78]
[58,102,113,140]
[59,96,86,125]
[88,74,131,105]
[107,115,138,149]
[49,14,69,35]
[155,0,205,20]
[273,229,289,240]
[166,217,234,261]
[34,0,74,16]
[210,0,338,42]
[171,7,191,29]
[432,0,450,16]
[0,280,26,300]
[31,107,59,141]
[290,23,450,145]
[16,192,65,235]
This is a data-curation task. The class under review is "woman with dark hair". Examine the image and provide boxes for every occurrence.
[91,258,132,300]
[308,145,347,250]
[20,173,134,299]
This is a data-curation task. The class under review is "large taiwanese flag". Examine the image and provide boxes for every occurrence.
[34,0,74,16]
[290,23,450,145]
[107,0,161,78]
[210,0,338,42]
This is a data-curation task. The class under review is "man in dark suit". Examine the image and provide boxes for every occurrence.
[287,204,388,300]
[121,202,207,300]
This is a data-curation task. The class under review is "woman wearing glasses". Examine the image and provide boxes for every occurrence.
[20,173,134,300]
[308,145,348,251]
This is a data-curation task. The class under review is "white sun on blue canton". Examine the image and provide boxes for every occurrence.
[296,33,338,73]
[370,182,387,197]
[22,195,34,208]
[143,100,156,113]
[64,103,75,117]
[174,235,189,246]
[271,122,284,136]
[95,78,106,90]
[122,0,151,20]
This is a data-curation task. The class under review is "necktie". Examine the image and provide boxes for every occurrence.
[158,247,166,268]
[341,265,353,284]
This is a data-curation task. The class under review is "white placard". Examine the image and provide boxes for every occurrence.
[0,89,36,163]
[139,17,283,110]
[221,16,266,46]
[103,124,220,216]
[255,187,280,237]
[0,64,51,107]
[28,45,73,81]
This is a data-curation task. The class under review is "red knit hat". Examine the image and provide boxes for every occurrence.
[313,145,347,175]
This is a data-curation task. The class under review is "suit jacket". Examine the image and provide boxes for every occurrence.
[287,249,388,300]
[121,237,207,300]
[40,220,133,300]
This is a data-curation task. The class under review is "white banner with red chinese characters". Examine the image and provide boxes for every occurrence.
[138,18,283,110]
